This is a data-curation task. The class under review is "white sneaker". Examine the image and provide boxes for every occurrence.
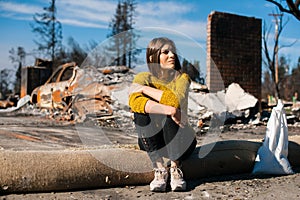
[150,168,168,192]
[170,166,186,191]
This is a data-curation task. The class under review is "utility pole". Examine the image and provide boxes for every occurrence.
[0,70,3,99]
[269,13,283,84]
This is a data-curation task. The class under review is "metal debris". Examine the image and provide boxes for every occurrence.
[0,99,14,109]
[27,62,133,124]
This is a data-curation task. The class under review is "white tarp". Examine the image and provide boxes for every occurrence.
[252,100,294,174]
[189,83,257,114]
[0,95,30,113]
[225,83,258,112]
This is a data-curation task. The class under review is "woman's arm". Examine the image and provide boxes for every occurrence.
[129,83,163,102]
[145,99,183,127]
[129,73,190,109]
[128,72,190,126]
[142,85,163,102]
[129,84,184,127]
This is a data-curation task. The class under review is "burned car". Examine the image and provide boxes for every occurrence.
[30,62,113,121]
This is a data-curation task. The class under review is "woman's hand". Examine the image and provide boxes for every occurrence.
[170,107,187,128]
[143,100,187,128]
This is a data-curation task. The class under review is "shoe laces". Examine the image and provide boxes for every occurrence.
[153,168,167,180]
[170,166,184,179]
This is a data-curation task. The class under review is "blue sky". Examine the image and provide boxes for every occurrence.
[0,0,299,74]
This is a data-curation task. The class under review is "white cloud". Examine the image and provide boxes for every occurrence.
[135,19,206,42]
[172,20,207,41]
[60,18,107,28]
[136,1,206,41]
[56,0,116,26]
[0,0,205,40]
[0,2,41,15]
[0,0,116,28]
[138,1,193,17]
[57,0,207,41]
[58,0,116,12]
[264,2,275,8]
[60,8,111,23]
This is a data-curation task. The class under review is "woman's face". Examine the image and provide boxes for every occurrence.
[159,44,176,70]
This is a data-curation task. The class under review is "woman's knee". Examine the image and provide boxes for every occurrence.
[133,113,150,126]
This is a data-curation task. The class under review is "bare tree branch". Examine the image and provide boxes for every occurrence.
[267,0,300,20]
[296,0,300,8]
[267,0,293,13]
[279,39,298,50]
[262,11,293,99]
[263,21,274,75]
[286,0,300,19]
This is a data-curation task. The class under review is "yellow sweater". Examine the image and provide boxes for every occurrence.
[129,72,191,114]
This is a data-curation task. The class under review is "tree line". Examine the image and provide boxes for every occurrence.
[262,1,300,101]
[3,0,204,99]
[2,0,299,103]
[5,0,139,98]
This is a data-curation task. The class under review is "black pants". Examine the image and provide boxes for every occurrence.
[134,113,197,164]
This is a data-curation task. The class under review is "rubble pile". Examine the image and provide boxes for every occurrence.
[85,65,135,130]
[189,83,300,134]
[17,63,131,125]
[17,64,134,130]
[2,62,300,134]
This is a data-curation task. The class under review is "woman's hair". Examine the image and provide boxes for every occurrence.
[146,37,181,79]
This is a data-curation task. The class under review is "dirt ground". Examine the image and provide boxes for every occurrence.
[0,113,300,200]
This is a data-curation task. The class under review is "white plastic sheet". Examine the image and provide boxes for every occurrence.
[225,83,258,112]
[188,83,257,114]
[0,95,30,113]
[252,100,294,174]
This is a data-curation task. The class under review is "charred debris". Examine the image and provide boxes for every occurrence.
[1,61,300,133]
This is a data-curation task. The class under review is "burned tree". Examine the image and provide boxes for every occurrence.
[107,0,140,68]
[9,47,26,95]
[262,11,295,99]
[267,0,300,21]
[0,69,14,98]
[182,59,205,84]
[31,0,62,71]
[55,37,88,66]
[291,57,300,95]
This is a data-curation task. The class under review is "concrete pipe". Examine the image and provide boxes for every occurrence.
[1,140,299,193]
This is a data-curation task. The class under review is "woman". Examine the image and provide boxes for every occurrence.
[129,37,196,192]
